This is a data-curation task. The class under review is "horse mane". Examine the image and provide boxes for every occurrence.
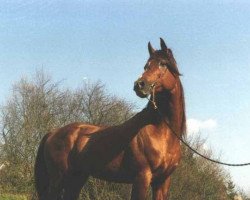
[179,81,187,138]
[165,48,186,137]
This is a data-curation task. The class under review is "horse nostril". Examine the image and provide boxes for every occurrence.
[138,81,145,89]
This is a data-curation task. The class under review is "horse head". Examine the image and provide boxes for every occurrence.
[134,38,181,98]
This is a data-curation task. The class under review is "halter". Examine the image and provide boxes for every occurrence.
[146,83,157,109]
[145,64,180,110]
[145,65,169,109]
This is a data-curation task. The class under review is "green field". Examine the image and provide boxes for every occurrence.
[0,194,27,200]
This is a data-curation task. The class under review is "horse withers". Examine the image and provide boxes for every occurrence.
[34,38,186,200]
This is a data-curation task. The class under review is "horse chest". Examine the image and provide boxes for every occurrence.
[148,147,178,171]
[144,135,180,176]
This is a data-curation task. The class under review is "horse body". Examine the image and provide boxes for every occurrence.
[35,38,186,200]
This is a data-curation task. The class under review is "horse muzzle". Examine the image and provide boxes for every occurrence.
[134,79,154,98]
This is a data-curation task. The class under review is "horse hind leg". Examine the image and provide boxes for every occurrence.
[63,172,89,200]
[39,166,65,200]
[36,169,64,200]
[43,170,64,200]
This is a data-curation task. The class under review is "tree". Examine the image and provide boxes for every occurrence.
[0,71,67,192]
[227,180,237,200]
[169,135,230,200]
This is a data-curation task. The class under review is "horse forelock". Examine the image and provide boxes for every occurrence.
[151,49,180,76]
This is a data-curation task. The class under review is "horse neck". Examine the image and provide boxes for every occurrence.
[120,107,155,135]
[153,80,186,137]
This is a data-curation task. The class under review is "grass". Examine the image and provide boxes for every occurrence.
[0,194,28,200]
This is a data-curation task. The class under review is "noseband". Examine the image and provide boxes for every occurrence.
[145,66,168,110]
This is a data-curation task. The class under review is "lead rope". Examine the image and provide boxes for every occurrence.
[149,86,250,167]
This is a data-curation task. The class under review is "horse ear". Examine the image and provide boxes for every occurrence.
[148,42,155,56]
[160,38,168,51]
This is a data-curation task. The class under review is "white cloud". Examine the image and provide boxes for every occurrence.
[187,118,217,135]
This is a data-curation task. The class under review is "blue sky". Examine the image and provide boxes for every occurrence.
[1,0,250,194]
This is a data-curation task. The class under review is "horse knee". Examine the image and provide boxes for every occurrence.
[152,177,171,200]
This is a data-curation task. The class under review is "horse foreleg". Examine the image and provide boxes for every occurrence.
[63,173,89,200]
[130,170,152,200]
[151,177,171,200]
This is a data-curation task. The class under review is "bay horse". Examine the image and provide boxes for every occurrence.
[34,38,186,200]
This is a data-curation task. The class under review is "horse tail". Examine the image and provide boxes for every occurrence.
[34,133,50,199]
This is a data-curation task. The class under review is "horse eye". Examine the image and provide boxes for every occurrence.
[159,60,167,66]
[159,61,168,70]
[159,64,165,70]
